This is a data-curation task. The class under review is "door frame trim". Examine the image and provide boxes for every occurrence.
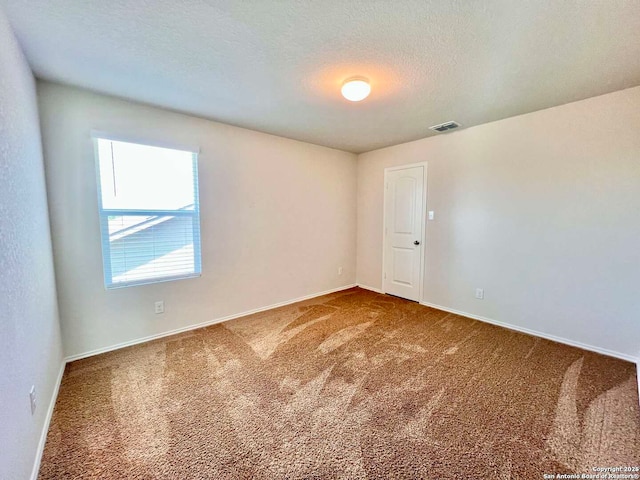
[382,162,428,302]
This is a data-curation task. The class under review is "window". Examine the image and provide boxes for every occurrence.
[94,136,202,288]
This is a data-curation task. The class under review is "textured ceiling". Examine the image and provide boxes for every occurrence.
[2,0,640,153]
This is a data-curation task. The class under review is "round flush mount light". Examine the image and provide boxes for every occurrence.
[341,77,371,102]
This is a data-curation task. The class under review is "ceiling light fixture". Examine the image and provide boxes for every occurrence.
[341,77,371,102]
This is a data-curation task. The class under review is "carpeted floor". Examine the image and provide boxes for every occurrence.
[39,288,640,479]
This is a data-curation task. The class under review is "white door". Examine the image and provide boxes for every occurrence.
[383,165,426,301]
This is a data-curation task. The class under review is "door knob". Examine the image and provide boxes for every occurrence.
[414,240,420,245]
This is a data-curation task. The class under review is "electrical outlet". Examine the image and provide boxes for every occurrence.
[338,266,343,276]
[475,288,484,300]
[154,301,164,314]
[29,385,36,415]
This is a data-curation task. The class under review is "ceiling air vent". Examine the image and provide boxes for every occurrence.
[429,121,460,133]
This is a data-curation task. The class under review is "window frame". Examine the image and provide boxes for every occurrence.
[93,134,202,289]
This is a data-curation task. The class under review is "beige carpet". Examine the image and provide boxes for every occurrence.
[40,288,640,479]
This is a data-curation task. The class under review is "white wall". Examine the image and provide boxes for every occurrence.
[0,12,64,480]
[38,82,357,359]
[358,87,640,361]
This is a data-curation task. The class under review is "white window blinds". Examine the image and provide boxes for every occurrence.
[94,137,202,288]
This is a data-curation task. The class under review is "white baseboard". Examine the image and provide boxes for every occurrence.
[30,360,66,480]
[419,300,638,364]
[65,284,357,363]
[637,361,640,408]
[356,284,384,294]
